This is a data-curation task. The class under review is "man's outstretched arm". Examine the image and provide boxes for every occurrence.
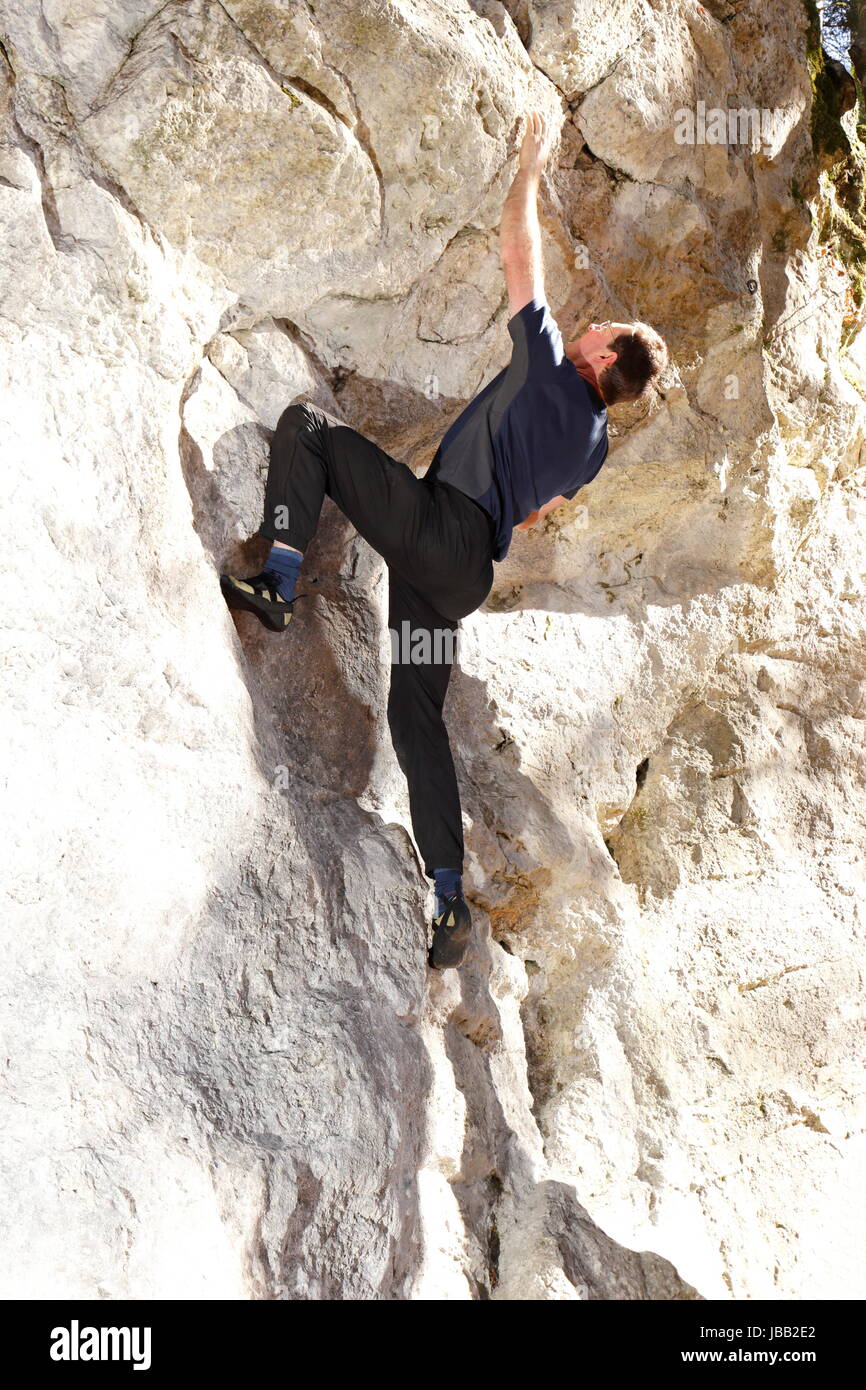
[499,110,555,318]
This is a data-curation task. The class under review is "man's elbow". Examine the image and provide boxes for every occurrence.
[500,238,530,270]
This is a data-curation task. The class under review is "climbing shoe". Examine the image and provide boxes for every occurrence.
[428,893,472,970]
[219,569,294,632]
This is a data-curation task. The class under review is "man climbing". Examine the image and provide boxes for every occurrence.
[219,109,668,971]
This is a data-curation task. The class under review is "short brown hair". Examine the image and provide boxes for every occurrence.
[599,323,668,405]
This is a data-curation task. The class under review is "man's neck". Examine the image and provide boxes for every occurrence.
[573,361,605,403]
[576,363,599,388]
[565,341,604,401]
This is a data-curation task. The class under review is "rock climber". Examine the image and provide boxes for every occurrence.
[219,109,669,971]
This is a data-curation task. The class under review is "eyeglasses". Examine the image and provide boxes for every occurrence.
[598,320,635,341]
[579,320,635,341]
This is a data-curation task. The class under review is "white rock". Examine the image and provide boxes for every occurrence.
[1,0,864,1302]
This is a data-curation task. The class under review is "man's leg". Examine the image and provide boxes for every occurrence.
[260,399,434,574]
[386,568,464,877]
[386,569,477,970]
[223,397,493,966]
[222,397,441,629]
[258,401,494,880]
[228,395,495,613]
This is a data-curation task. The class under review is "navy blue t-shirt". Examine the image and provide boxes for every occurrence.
[425,297,609,560]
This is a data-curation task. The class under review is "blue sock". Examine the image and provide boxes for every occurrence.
[433,867,463,917]
[264,544,303,602]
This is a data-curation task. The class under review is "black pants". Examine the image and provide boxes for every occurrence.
[260,400,495,877]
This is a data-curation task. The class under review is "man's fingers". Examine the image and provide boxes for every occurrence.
[518,107,557,168]
[525,107,553,147]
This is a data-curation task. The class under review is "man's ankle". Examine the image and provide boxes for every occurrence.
[264,543,303,602]
[433,867,463,916]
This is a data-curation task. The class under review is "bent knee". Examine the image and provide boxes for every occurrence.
[275,398,319,436]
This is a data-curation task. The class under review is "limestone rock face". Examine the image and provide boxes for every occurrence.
[1,0,864,1300]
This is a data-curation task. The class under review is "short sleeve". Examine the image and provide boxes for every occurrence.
[506,297,565,379]
[561,483,580,501]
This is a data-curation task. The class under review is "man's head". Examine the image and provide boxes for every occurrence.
[566,319,668,406]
